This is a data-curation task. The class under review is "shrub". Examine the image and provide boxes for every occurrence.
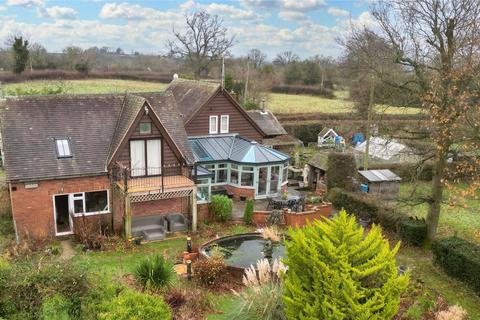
[432,237,480,295]
[243,199,254,225]
[209,195,233,222]
[193,255,226,287]
[134,254,175,291]
[40,294,71,320]
[98,290,172,320]
[243,101,258,110]
[397,216,427,246]
[0,259,89,319]
[283,210,409,320]
[435,305,468,320]
[326,152,357,191]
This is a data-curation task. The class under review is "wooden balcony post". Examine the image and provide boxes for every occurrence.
[124,194,132,238]
[191,186,197,232]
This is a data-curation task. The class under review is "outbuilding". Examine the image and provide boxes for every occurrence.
[358,169,402,200]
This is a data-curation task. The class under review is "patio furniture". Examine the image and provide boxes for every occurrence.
[166,213,188,232]
[132,215,167,241]
[271,195,302,211]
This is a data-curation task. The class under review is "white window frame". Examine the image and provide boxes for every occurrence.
[55,138,72,158]
[67,190,110,217]
[209,115,218,134]
[220,115,229,133]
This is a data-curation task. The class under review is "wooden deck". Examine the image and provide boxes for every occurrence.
[117,175,195,193]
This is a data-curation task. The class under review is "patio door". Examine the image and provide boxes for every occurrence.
[257,166,268,197]
[54,194,73,236]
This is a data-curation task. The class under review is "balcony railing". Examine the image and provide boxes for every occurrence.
[112,162,193,193]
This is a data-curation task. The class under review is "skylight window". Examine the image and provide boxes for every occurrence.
[55,139,72,158]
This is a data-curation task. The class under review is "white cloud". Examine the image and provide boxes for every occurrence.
[242,0,325,11]
[278,11,307,22]
[328,7,350,17]
[0,6,7,12]
[99,2,180,21]
[41,6,77,19]
[203,3,261,20]
[5,0,44,7]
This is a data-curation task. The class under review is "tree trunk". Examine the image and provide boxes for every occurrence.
[426,147,448,244]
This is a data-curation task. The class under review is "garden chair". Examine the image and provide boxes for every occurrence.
[166,213,188,232]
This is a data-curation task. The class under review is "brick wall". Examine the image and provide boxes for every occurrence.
[130,198,186,217]
[10,175,112,240]
[223,185,255,200]
[197,203,210,223]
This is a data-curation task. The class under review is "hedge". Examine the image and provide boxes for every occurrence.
[432,237,480,295]
[326,153,357,191]
[271,85,335,98]
[327,188,427,246]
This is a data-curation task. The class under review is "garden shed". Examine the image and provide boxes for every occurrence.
[358,169,402,200]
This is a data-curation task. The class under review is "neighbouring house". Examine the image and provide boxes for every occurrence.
[1,78,290,241]
[317,127,339,147]
[358,169,401,200]
[247,109,302,153]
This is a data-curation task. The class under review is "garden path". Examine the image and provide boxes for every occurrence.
[60,239,75,260]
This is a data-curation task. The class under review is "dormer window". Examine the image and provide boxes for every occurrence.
[209,116,218,134]
[55,138,72,158]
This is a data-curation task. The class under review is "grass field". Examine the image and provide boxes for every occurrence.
[398,182,480,244]
[2,79,168,95]
[267,91,422,115]
[2,79,421,115]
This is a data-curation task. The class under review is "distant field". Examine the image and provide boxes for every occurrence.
[267,91,422,115]
[2,79,168,95]
[2,79,420,115]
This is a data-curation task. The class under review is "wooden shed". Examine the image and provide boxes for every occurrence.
[358,169,401,200]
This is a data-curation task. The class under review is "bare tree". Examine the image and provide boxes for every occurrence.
[371,0,480,243]
[247,48,266,69]
[168,10,235,79]
[273,51,299,66]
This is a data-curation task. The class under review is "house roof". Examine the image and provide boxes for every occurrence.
[1,94,124,181]
[358,169,402,182]
[247,109,287,136]
[188,134,290,165]
[308,152,329,170]
[2,93,194,182]
[166,78,220,123]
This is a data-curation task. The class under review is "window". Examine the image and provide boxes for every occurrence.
[139,122,152,134]
[130,139,162,176]
[55,139,72,158]
[67,190,109,216]
[230,164,239,185]
[209,116,218,134]
[217,163,228,183]
[241,166,254,187]
[196,178,211,204]
[220,115,229,133]
[282,163,289,183]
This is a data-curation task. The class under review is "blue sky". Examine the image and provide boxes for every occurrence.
[0,0,377,59]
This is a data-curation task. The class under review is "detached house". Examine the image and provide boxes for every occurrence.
[1,79,290,241]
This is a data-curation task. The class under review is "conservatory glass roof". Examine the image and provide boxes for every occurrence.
[188,134,290,165]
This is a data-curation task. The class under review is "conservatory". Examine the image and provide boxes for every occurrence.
[190,135,290,201]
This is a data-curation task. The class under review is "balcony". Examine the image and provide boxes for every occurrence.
[112,163,195,194]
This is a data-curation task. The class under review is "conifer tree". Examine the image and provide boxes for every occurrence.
[283,210,408,320]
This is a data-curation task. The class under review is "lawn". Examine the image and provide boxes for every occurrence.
[2,79,168,95]
[398,182,480,244]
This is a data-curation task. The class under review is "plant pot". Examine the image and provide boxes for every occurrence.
[183,251,199,262]
[298,182,305,188]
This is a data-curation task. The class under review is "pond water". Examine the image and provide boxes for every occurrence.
[202,234,286,268]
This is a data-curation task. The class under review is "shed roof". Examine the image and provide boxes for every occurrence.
[358,169,401,182]
[355,137,408,161]
[247,109,287,136]
[318,127,338,138]
[188,134,289,165]
[262,134,303,147]
[166,78,220,123]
